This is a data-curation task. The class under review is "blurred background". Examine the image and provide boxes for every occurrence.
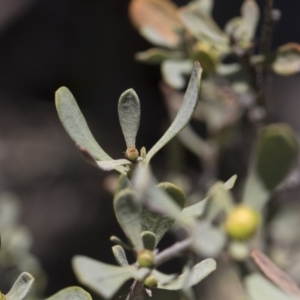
[0,0,300,298]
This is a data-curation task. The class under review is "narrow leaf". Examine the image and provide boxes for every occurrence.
[114,188,143,251]
[118,89,141,148]
[72,256,149,300]
[251,248,300,298]
[135,48,183,64]
[55,87,127,174]
[6,273,34,300]
[151,270,176,286]
[96,159,132,171]
[141,231,157,250]
[242,124,299,211]
[147,62,202,162]
[112,245,129,267]
[46,287,92,300]
[158,259,216,290]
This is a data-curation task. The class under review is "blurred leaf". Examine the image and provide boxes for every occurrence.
[179,4,228,51]
[141,231,157,250]
[189,0,214,15]
[245,273,294,300]
[251,249,300,298]
[216,63,241,76]
[129,0,183,48]
[114,189,143,251]
[0,193,20,229]
[55,87,127,174]
[147,62,202,162]
[118,89,140,148]
[161,59,193,89]
[6,272,34,300]
[135,48,184,64]
[141,182,186,245]
[158,259,216,290]
[96,159,132,171]
[72,256,149,300]
[272,43,300,76]
[112,245,129,267]
[151,270,176,285]
[114,174,132,195]
[110,236,132,251]
[193,222,226,256]
[242,124,299,211]
[46,287,92,300]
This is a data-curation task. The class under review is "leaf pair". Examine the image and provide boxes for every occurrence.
[55,62,202,172]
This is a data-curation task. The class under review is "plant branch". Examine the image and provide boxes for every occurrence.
[126,280,145,300]
[155,238,192,267]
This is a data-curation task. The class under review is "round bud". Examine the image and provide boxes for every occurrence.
[125,146,139,161]
[144,275,158,288]
[223,205,260,240]
[137,249,154,268]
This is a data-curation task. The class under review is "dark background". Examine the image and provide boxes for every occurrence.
[0,0,300,297]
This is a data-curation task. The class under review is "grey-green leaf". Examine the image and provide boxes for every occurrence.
[96,159,132,171]
[141,182,186,245]
[112,245,129,267]
[114,188,143,251]
[55,87,127,174]
[118,89,141,148]
[245,273,294,300]
[146,62,202,162]
[114,174,132,195]
[46,287,92,300]
[141,231,157,250]
[158,258,216,290]
[242,124,299,211]
[6,272,34,300]
[72,256,149,300]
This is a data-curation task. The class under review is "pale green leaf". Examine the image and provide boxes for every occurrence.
[179,5,229,50]
[161,59,193,89]
[114,188,143,251]
[141,182,186,245]
[112,245,129,267]
[110,236,132,251]
[6,272,34,300]
[118,89,141,148]
[72,256,149,300]
[55,87,127,174]
[147,62,202,162]
[151,270,176,286]
[141,231,157,251]
[158,259,216,290]
[190,0,214,15]
[241,0,260,43]
[46,287,92,300]
[245,273,295,300]
[192,222,226,256]
[242,124,299,211]
[114,174,132,195]
[272,43,300,76]
[96,159,132,171]
[135,48,184,64]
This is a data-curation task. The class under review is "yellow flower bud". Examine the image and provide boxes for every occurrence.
[144,275,158,288]
[125,146,139,161]
[223,205,260,240]
[137,249,154,268]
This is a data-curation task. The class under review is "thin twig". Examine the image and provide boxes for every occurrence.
[155,238,192,267]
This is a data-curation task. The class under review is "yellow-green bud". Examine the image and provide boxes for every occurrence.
[137,249,154,268]
[223,205,260,240]
[125,146,139,161]
[144,275,158,288]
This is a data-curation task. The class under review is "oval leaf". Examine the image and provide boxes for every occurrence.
[242,124,299,211]
[112,245,129,267]
[55,87,127,174]
[146,62,202,162]
[118,89,141,148]
[114,188,143,251]
[141,231,157,250]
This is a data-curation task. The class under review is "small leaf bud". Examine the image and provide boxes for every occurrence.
[125,146,139,161]
[137,249,154,268]
[144,275,158,288]
[223,205,260,240]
